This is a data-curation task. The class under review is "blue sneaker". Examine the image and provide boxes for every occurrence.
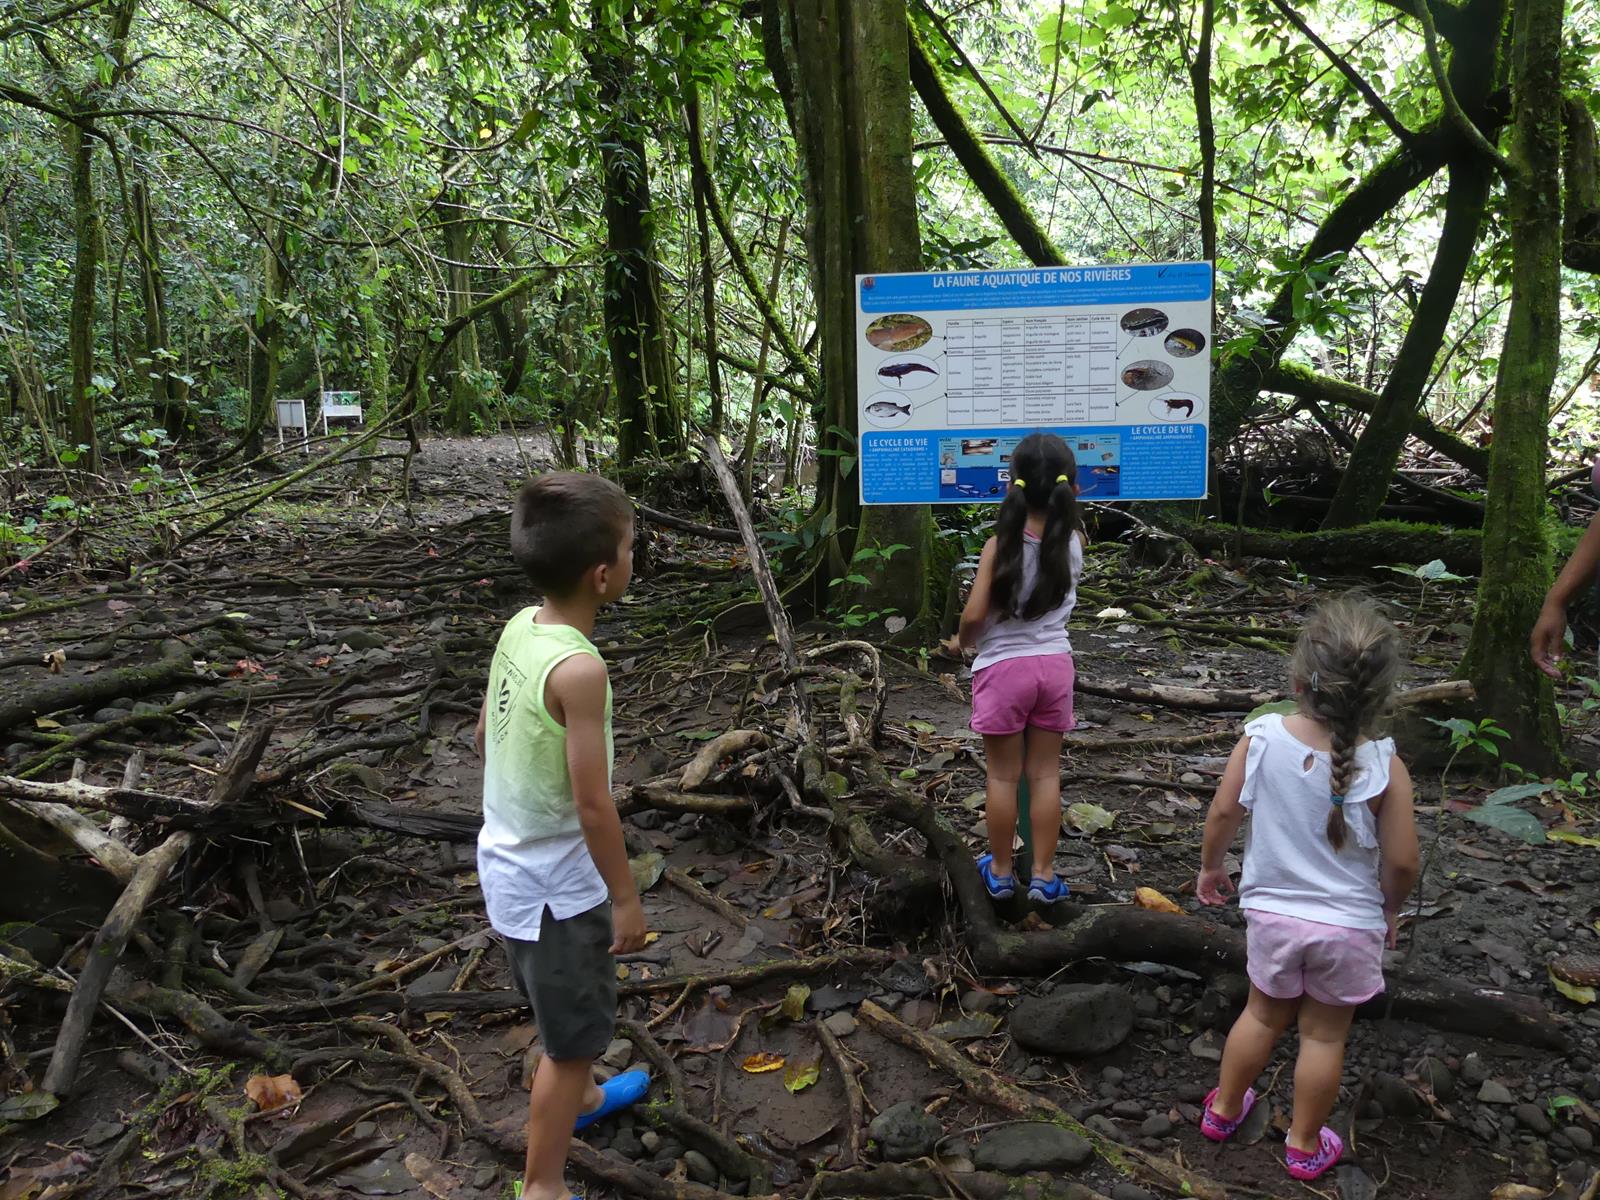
[575,1069,650,1131]
[1027,874,1070,904]
[976,854,1015,900]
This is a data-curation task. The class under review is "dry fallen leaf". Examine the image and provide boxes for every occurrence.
[403,1152,460,1200]
[243,1073,303,1112]
[1134,887,1184,915]
[740,1052,786,1074]
[1488,1186,1547,1200]
[43,648,65,674]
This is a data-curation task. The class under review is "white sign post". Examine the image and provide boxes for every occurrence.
[854,262,1212,504]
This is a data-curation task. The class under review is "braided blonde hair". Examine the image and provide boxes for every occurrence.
[1289,596,1403,851]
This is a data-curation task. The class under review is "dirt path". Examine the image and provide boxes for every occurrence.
[1,436,1598,1200]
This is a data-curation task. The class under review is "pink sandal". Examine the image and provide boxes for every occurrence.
[1199,1086,1256,1142]
[1284,1126,1344,1181]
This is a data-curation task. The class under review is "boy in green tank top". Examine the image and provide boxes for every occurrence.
[474,472,650,1200]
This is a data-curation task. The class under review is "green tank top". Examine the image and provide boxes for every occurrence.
[481,607,613,842]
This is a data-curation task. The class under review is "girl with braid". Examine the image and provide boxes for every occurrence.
[944,432,1085,904]
[1192,597,1419,1181]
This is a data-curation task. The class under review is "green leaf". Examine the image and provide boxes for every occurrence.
[1461,804,1547,845]
[1550,966,1596,1005]
[783,1056,821,1092]
[1547,830,1600,848]
[1066,802,1115,835]
[1245,698,1299,721]
[781,984,810,1021]
[927,1013,1001,1041]
[0,1090,59,1121]
[906,719,937,735]
[629,852,666,892]
[1482,782,1556,806]
[1413,558,1465,583]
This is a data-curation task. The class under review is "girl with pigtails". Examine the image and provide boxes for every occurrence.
[1193,596,1421,1182]
[945,432,1085,904]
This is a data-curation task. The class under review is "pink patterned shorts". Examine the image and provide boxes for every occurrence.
[1245,908,1386,1007]
[970,653,1075,736]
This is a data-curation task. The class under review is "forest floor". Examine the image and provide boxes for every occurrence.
[3,434,1600,1200]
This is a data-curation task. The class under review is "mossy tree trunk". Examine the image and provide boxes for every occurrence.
[1322,0,1502,528]
[130,150,187,441]
[488,224,530,397]
[441,187,482,433]
[63,119,101,469]
[766,0,934,627]
[589,0,678,464]
[1459,0,1564,768]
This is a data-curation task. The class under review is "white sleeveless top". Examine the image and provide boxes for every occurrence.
[972,531,1083,672]
[1237,712,1394,931]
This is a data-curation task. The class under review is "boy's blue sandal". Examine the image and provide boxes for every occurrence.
[976,853,1015,900]
[1027,874,1070,904]
[575,1069,650,1131]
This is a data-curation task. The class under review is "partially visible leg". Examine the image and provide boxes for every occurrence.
[1211,986,1300,1119]
[1287,997,1356,1154]
[1021,727,1064,880]
[523,1054,598,1200]
[982,732,1025,878]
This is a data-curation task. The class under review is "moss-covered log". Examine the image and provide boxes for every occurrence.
[1565,97,1600,274]
[1165,519,1484,574]
[1459,0,1564,768]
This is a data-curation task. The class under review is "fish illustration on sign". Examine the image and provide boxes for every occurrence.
[865,313,933,351]
[877,362,938,385]
[866,400,912,419]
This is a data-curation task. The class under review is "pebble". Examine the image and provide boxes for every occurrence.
[611,1129,643,1159]
[683,1150,718,1185]
[602,1038,634,1069]
[823,1012,858,1039]
[1175,1082,1209,1104]
[1461,1053,1491,1086]
[1111,1100,1145,1120]
[1560,1126,1595,1152]
[1188,1032,1224,1062]
[1084,1114,1126,1144]
[1478,1080,1516,1105]
[1139,1114,1173,1139]
[1100,1066,1125,1085]
[640,1131,661,1154]
[1418,1056,1457,1102]
[972,1123,1092,1172]
[962,989,1002,1014]
[1514,1103,1553,1136]
[868,1101,942,1162]
[473,1166,499,1189]
[1179,771,1203,785]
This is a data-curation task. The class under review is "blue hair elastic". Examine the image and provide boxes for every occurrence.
[1330,794,1345,807]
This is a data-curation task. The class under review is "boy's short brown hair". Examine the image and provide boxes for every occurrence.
[510,472,633,596]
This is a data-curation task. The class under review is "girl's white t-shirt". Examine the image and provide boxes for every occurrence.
[972,531,1084,672]
[1236,712,1394,931]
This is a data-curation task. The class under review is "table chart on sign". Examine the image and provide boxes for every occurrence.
[943,314,1118,425]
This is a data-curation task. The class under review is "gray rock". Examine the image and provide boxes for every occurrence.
[1189,1032,1224,1062]
[1100,1066,1125,1085]
[1010,985,1134,1057]
[869,1101,942,1163]
[1514,1103,1553,1136]
[1374,1072,1422,1117]
[1139,1114,1173,1139]
[337,628,386,650]
[603,1038,634,1069]
[823,1012,858,1039]
[640,1131,661,1154]
[972,1123,1092,1172]
[651,1138,685,1162]
[1461,1053,1491,1086]
[1479,1080,1516,1105]
[403,968,458,999]
[1085,1114,1126,1143]
[1111,1186,1156,1200]
[1560,1125,1594,1152]
[473,1166,499,1189]
[1333,1164,1379,1200]
[1111,1100,1145,1120]
[962,989,1002,1015]
[612,1129,644,1159]
[1419,1056,1457,1102]
[683,1150,718,1185]
[1175,1082,1209,1104]
[92,707,130,724]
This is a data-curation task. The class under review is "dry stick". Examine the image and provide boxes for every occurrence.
[816,1015,865,1166]
[4,792,141,883]
[702,435,812,739]
[857,1000,1227,1200]
[665,867,749,928]
[41,830,193,1096]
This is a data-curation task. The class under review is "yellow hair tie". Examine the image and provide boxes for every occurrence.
[1056,474,1069,484]
[1013,479,1025,488]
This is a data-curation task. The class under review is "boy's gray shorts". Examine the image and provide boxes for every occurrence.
[502,901,616,1061]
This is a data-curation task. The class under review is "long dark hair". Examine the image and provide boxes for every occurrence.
[990,433,1082,621]
[1290,596,1402,851]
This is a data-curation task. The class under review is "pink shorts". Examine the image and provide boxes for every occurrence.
[971,653,1075,736]
[1245,909,1385,1007]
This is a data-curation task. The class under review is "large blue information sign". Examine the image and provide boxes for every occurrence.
[856,262,1212,504]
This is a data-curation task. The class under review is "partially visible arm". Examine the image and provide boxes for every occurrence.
[1375,755,1419,945]
[474,695,486,758]
[1196,736,1250,904]
[548,654,647,953]
[1533,513,1600,678]
[955,537,998,650]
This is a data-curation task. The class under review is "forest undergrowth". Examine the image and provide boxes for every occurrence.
[2,436,1600,1200]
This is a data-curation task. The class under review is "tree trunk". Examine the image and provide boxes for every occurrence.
[130,149,185,441]
[491,225,530,396]
[685,86,726,435]
[244,233,285,458]
[1564,97,1600,274]
[766,0,933,625]
[1322,0,1502,527]
[1321,162,1490,526]
[441,190,483,433]
[1459,0,1564,767]
[589,1,677,463]
[63,120,101,469]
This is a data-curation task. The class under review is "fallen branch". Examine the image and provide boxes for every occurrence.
[0,639,193,735]
[680,729,770,790]
[639,503,743,544]
[1077,677,1472,714]
[858,999,1226,1200]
